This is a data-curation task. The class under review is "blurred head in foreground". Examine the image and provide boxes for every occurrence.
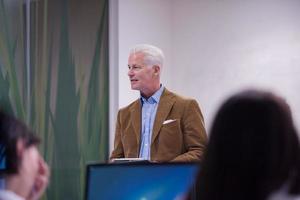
[192,90,300,200]
[0,111,49,200]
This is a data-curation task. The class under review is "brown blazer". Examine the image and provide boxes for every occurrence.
[110,88,207,162]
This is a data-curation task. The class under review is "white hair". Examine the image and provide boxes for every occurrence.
[129,44,165,70]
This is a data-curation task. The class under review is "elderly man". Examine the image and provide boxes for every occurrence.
[110,44,207,162]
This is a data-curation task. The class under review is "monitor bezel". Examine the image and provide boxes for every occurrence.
[84,161,200,200]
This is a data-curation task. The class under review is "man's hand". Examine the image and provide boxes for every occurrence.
[28,157,50,200]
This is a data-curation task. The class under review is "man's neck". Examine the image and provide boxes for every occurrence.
[5,175,31,199]
[141,84,161,99]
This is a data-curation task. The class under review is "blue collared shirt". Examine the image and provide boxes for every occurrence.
[139,86,164,160]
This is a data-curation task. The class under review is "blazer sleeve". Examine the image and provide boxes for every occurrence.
[172,99,207,162]
[110,110,124,159]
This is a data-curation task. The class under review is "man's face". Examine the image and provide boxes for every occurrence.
[15,140,49,199]
[19,145,41,185]
[15,141,44,192]
[127,52,157,95]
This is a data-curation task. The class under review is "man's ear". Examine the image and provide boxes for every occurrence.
[153,65,160,75]
[16,139,25,157]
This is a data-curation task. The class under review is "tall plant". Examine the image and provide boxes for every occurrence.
[78,0,109,197]
[0,0,25,120]
[0,0,109,199]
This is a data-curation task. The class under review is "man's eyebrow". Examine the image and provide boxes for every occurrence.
[128,64,138,67]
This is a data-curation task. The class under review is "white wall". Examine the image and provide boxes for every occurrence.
[170,0,300,130]
[118,0,173,108]
[110,0,300,152]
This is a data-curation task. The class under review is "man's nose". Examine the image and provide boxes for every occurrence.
[128,69,134,77]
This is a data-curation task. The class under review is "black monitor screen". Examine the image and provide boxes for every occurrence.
[85,162,199,200]
[0,145,6,171]
[0,145,6,189]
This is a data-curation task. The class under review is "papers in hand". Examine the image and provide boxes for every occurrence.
[111,158,150,164]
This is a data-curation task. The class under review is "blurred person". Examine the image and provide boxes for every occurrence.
[190,90,300,200]
[110,44,207,162]
[0,111,49,200]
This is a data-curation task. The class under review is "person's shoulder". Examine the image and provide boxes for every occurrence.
[0,190,25,200]
[118,99,140,113]
[268,191,300,200]
[268,183,300,200]
[164,88,197,103]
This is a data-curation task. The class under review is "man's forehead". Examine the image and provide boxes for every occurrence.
[128,52,145,62]
[129,51,144,58]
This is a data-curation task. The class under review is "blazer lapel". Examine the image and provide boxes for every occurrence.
[151,89,175,144]
[130,100,141,147]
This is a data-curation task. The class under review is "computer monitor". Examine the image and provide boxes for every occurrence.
[85,162,199,200]
[0,145,6,171]
[0,145,6,189]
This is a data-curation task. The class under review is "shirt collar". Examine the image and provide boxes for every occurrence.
[0,190,25,200]
[141,85,164,104]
